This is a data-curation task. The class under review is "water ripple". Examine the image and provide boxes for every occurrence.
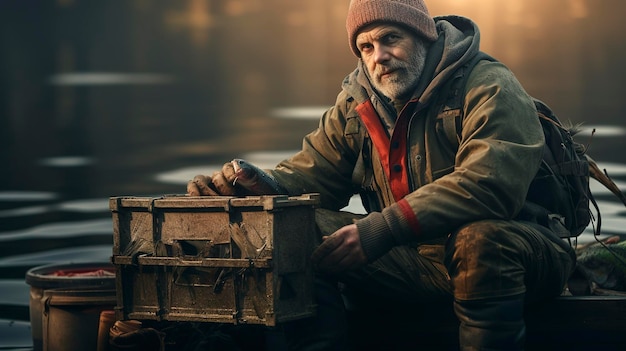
[0,245,113,266]
[0,219,112,241]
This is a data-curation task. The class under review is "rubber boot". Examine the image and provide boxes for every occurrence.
[454,294,526,351]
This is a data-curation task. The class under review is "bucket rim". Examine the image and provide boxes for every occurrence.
[25,261,115,289]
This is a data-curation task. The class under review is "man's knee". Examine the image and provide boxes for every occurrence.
[446,220,519,267]
[445,220,527,300]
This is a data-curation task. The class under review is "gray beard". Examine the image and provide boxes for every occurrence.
[370,46,427,100]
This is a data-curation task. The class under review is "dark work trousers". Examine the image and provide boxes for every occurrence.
[282,212,575,351]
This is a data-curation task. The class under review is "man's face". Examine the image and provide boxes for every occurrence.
[355,23,428,100]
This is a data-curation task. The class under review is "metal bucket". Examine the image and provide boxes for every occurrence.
[25,262,116,351]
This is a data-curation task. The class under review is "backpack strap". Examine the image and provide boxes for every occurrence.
[438,71,466,151]
[438,52,496,149]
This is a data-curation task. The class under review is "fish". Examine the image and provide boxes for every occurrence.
[231,159,285,195]
[576,237,626,292]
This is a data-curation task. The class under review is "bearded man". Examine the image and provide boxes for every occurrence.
[188,1,575,350]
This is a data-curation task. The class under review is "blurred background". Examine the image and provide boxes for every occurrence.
[1,0,626,348]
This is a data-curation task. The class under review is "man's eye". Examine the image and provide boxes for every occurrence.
[359,43,373,53]
[383,34,400,43]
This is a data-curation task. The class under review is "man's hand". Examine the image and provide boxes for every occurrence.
[186,159,285,196]
[311,224,368,274]
[186,162,238,196]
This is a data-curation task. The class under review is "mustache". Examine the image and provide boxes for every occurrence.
[374,62,406,77]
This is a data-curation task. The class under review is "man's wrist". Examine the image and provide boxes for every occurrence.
[356,212,396,262]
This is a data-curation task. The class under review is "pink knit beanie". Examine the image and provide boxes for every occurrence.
[346,0,438,57]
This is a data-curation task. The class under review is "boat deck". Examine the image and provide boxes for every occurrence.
[346,295,626,350]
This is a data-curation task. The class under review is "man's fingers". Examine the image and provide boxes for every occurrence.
[311,234,343,265]
[211,171,237,195]
[195,174,220,196]
[189,175,219,196]
[186,180,201,196]
[311,224,368,274]
[222,162,237,184]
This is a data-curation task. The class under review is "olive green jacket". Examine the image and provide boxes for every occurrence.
[270,16,544,261]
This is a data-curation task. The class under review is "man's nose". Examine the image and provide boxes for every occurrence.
[373,45,391,63]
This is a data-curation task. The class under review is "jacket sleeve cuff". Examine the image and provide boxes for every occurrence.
[356,202,419,262]
[355,212,396,262]
[382,202,418,244]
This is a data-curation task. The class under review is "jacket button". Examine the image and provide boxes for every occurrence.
[393,164,402,172]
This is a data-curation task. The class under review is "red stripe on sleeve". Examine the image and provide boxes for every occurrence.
[397,198,421,234]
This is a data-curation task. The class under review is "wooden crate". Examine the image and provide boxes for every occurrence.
[109,194,320,326]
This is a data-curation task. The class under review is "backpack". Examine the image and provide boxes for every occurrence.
[438,52,593,238]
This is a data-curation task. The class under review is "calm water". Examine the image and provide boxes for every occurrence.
[2,1,626,349]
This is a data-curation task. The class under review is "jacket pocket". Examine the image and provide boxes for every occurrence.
[345,114,361,136]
